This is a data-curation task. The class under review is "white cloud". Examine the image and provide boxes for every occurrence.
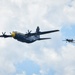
[25,44,75,75]
[63,6,75,23]
[53,44,75,75]
[0,0,75,75]
[64,66,75,75]
[16,71,26,75]
[61,44,75,62]
[0,55,16,75]
[32,73,37,75]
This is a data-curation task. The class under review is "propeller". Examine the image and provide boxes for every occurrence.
[10,32,12,34]
[1,32,12,38]
[26,30,32,34]
[28,30,32,33]
[2,32,6,35]
[1,32,7,38]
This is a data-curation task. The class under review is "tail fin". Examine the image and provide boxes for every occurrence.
[36,26,40,33]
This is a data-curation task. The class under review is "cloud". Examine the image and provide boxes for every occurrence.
[0,0,75,75]
[24,44,75,75]
[16,71,26,75]
[54,44,75,75]
[63,6,75,23]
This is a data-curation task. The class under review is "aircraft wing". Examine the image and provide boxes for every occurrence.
[25,30,59,36]
[37,30,59,35]
[0,35,12,38]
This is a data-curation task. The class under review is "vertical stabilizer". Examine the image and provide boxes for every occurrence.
[36,26,40,39]
[36,26,40,33]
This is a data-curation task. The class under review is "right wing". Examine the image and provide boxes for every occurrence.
[0,32,12,38]
[0,35,12,38]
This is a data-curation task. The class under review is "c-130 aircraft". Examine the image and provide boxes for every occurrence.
[0,26,59,43]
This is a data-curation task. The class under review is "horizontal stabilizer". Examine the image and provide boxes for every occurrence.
[38,38,51,40]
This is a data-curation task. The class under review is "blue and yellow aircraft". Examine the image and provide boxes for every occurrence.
[0,26,59,43]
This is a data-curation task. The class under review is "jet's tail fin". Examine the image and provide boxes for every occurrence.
[36,26,40,33]
[38,38,51,40]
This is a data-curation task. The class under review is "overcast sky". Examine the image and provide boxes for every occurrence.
[0,0,75,75]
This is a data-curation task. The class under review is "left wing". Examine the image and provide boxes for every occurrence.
[37,30,59,35]
[25,30,59,36]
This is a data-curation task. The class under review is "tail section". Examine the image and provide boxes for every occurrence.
[35,27,51,41]
[36,26,40,33]
[36,26,40,39]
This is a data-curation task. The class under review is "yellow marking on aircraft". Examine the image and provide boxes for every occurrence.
[11,32,16,37]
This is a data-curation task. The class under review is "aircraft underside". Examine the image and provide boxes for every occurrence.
[13,35,37,43]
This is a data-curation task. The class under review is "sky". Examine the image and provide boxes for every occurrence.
[0,0,75,75]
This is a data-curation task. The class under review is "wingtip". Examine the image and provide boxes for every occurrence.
[54,30,59,31]
[57,30,60,31]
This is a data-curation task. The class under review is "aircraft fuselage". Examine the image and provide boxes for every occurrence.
[12,32,39,43]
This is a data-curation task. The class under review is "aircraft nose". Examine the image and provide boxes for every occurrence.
[11,32,16,37]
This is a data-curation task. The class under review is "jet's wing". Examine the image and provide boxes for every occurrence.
[0,35,12,38]
[25,30,59,36]
[37,30,59,35]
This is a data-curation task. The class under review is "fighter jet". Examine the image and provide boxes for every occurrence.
[0,26,59,43]
[63,39,75,43]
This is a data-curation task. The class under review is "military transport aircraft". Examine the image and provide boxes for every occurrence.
[63,39,75,43]
[0,26,59,43]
